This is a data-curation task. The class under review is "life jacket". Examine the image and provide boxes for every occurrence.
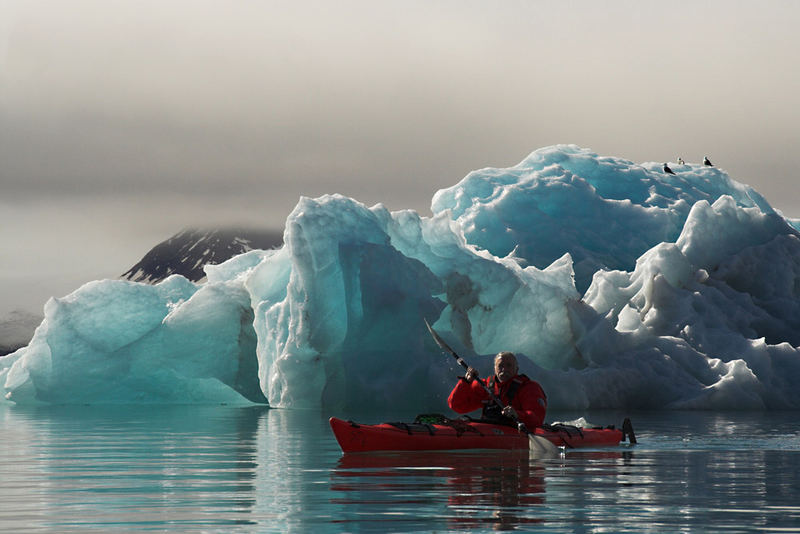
[481,374,529,425]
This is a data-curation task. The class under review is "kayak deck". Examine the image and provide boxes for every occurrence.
[330,417,635,453]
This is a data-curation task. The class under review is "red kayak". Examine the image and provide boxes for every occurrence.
[330,416,636,453]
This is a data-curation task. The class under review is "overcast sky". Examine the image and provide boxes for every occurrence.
[2,0,799,316]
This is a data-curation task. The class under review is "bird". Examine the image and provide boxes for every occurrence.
[677,157,685,165]
[703,156,713,166]
[663,163,676,175]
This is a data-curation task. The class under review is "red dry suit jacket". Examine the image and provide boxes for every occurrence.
[447,374,547,429]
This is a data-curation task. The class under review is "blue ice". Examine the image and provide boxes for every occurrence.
[4,145,800,410]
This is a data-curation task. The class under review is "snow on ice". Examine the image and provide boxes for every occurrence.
[3,145,800,411]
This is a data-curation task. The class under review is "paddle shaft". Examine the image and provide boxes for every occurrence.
[424,318,532,435]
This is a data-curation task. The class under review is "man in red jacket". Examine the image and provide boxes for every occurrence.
[448,351,547,428]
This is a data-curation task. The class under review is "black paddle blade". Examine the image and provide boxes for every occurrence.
[424,318,469,372]
[423,318,448,351]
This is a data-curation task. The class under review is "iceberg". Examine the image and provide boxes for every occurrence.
[3,145,800,410]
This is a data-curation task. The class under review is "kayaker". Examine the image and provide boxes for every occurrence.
[447,351,547,428]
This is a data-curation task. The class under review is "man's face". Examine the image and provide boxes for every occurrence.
[494,354,518,383]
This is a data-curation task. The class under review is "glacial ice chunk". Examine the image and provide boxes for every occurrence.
[4,145,800,411]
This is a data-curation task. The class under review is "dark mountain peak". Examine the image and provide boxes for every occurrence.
[0,309,43,356]
[122,228,283,284]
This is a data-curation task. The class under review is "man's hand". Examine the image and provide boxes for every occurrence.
[464,367,479,382]
[502,406,518,419]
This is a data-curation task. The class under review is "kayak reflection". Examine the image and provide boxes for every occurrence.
[332,450,630,530]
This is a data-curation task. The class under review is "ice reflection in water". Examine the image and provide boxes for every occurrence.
[1,407,799,532]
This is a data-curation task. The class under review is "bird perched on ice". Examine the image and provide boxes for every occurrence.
[703,156,713,166]
[677,157,685,165]
[663,163,676,175]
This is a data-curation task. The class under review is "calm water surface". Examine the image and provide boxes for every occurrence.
[1,405,799,533]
